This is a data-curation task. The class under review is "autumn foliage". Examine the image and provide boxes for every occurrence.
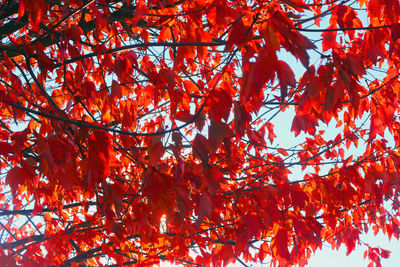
[1,0,400,266]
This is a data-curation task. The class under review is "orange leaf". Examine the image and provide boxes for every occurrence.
[183,80,199,94]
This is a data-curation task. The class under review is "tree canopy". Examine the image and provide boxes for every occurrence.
[1,0,400,266]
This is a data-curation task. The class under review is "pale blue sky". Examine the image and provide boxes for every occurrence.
[308,233,400,267]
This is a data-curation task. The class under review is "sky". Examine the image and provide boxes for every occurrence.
[308,232,400,267]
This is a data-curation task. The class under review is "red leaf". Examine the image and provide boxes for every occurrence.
[272,229,290,262]
[265,122,277,143]
[321,26,337,51]
[6,166,33,191]
[252,51,276,94]
[280,0,309,10]
[0,247,16,267]
[132,1,148,23]
[270,12,316,67]
[325,82,345,112]
[6,167,23,191]
[175,110,193,123]
[248,129,266,146]
[88,131,112,186]
[65,24,83,43]
[37,54,55,71]
[195,112,206,132]
[370,115,384,140]
[392,23,400,41]
[207,87,233,122]
[245,212,261,238]
[345,238,356,256]
[276,60,295,100]
[208,72,223,90]
[225,16,251,51]
[347,53,366,76]
[19,0,47,31]
[208,120,233,151]
[0,142,12,155]
[148,136,165,166]
[380,248,391,258]
[82,80,96,100]
[234,102,251,137]
[122,50,138,69]
[291,114,318,136]
[111,80,122,99]
[192,134,211,162]
[235,232,249,256]
[204,167,223,196]
[196,192,212,229]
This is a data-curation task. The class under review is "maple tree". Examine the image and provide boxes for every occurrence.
[1,0,400,266]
